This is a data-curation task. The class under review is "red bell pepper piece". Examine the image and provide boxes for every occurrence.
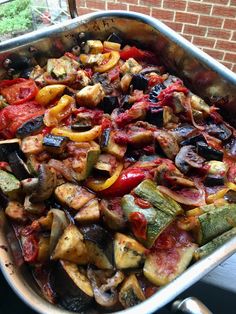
[158,82,189,102]
[100,167,145,197]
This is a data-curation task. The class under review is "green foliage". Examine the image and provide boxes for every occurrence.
[0,0,32,35]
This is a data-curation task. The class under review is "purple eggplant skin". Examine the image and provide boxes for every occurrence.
[107,33,123,45]
[0,188,9,210]
[149,83,166,103]
[8,151,32,181]
[197,142,223,161]
[131,74,148,91]
[204,175,225,187]
[0,139,21,162]
[146,107,164,127]
[99,96,119,114]
[79,224,110,249]
[16,115,44,138]
[180,134,207,146]
[50,261,94,312]
[100,128,111,149]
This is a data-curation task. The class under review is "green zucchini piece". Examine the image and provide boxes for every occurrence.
[134,179,183,216]
[0,170,20,199]
[119,274,145,308]
[122,194,173,248]
[102,130,127,159]
[144,243,197,286]
[194,227,236,260]
[197,204,236,245]
[75,141,100,181]
[114,232,146,269]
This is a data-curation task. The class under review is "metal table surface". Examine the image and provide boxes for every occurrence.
[1,254,236,314]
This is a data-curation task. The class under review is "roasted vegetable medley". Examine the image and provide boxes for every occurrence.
[1,33,236,312]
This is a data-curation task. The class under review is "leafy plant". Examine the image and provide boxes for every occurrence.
[0,0,32,35]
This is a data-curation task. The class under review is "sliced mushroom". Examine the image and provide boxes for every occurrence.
[30,164,57,203]
[175,145,205,174]
[87,268,124,308]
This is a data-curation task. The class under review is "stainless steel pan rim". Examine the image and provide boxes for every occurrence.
[0,10,236,314]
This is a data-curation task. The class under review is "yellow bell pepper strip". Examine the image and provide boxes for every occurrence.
[103,41,121,51]
[206,188,229,204]
[35,84,66,106]
[94,51,120,73]
[51,125,102,142]
[43,95,75,127]
[86,163,123,192]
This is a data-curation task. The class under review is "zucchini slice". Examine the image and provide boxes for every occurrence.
[134,179,183,216]
[51,224,88,264]
[0,170,20,199]
[114,233,146,269]
[119,274,145,309]
[122,194,173,248]
[197,204,236,245]
[51,260,93,312]
[144,243,197,286]
[194,227,236,260]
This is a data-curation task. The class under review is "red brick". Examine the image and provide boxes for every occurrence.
[203,48,224,60]
[107,3,128,11]
[193,36,215,48]
[117,0,138,4]
[232,64,236,73]
[85,0,105,10]
[184,25,207,36]
[76,0,86,6]
[202,0,229,4]
[221,61,233,70]
[140,0,162,6]
[175,12,199,24]
[182,34,193,42]
[165,21,183,32]
[187,2,212,14]
[232,32,236,41]
[152,8,174,21]
[212,6,236,18]
[216,40,236,51]
[78,7,96,14]
[199,16,223,28]
[207,28,231,40]
[163,0,186,11]
[224,52,236,63]
[224,19,236,30]
[129,5,150,15]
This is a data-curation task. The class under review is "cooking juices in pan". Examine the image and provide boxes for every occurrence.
[1,33,236,312]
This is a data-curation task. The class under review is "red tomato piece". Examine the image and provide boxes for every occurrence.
[119,46,155,61]
[129,211,147,240]
[0,101,45,138]
[100,168,146,197]
[22,235,39,263]
[0,79,38,105]
[134,197,151,209]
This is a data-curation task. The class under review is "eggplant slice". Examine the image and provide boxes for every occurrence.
[51,260,94,312]
[8,151,32,181]
[16,115,44,138]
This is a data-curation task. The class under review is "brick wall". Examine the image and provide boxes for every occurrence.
[76,0,236,73]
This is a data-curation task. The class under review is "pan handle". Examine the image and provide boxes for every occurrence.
[67,0,79,18]
[171,297,213,314]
